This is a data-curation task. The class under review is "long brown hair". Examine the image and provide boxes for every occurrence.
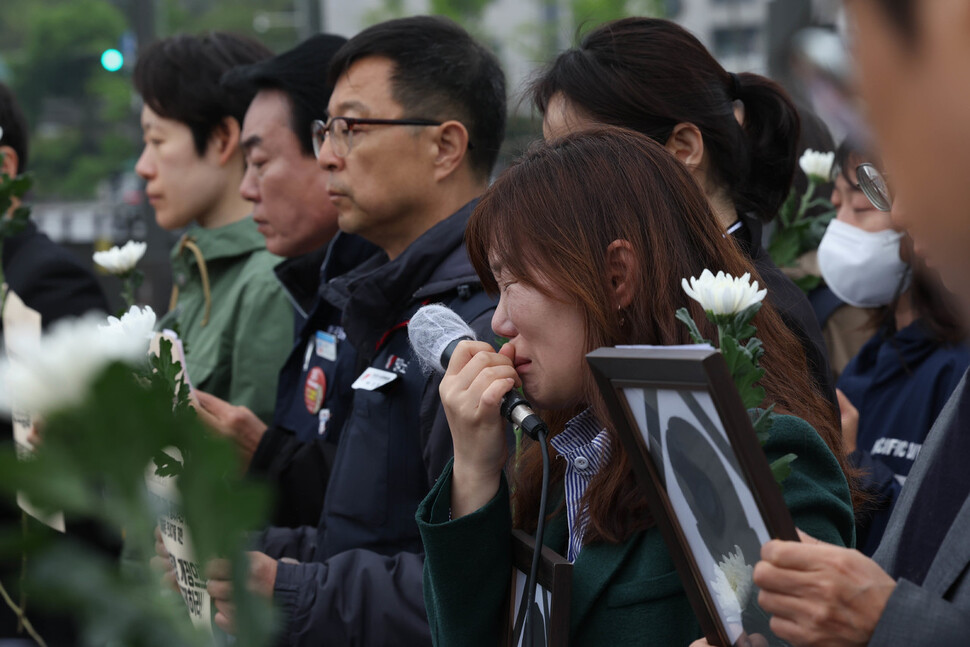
[467,127,851,544]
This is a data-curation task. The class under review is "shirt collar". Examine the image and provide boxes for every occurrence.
[550,408,613,466]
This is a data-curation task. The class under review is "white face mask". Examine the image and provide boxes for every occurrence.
[817,219,911,308]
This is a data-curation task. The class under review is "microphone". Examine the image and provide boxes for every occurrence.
[408,304,548,441]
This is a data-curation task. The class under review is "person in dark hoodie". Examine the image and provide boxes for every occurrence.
[821,140,969,555]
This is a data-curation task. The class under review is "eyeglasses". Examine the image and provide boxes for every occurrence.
[830,159,860,190]
[856,163,893,212]
[311,116,442,158]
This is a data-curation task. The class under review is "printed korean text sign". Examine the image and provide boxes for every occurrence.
[145,448,213,633]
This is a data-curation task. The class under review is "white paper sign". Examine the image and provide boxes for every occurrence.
[2,286,66,532]
[145,448,212,633]
[150,329,195,396]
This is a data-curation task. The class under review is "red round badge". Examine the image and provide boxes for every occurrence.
[304,367,327,414]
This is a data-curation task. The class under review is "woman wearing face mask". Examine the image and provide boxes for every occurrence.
[418,128,857,647]
[818,140,970,556]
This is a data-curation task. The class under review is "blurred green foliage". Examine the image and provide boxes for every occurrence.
[429,0,493,23]
[158,0,300,52]
[0,0,302,202]
[570,0,664,30]
[768,181,836,293]
[0,0,669,202]
[5,0,134,200]
[0,349,275,646]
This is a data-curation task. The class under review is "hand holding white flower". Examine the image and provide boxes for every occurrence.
[798,149,835,184]
[93,240,147,275]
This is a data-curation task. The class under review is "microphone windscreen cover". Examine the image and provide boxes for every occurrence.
[408,303,477,374]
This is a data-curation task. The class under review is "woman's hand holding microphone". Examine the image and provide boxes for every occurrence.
[439,341,520,518]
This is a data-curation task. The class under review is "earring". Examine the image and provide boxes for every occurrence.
[618,306,626,328]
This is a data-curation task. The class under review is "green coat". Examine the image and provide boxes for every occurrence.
[417,414,855,647]
[157,217,292,424]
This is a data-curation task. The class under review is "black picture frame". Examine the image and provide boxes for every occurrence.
[586,346,798,647]
[504,530,572,647]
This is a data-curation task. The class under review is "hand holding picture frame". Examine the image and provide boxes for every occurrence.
[587,345,798,647]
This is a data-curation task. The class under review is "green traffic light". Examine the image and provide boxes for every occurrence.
[101,48,124,72]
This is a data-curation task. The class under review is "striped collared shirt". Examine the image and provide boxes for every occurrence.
[548,408,612,563]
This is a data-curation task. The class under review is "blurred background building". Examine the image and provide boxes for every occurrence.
[0,0,847,314]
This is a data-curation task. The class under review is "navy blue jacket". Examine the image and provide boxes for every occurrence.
[247,235,377,529]
[839,320,970,555]
[257,202,497,646]
[271,234,378,444]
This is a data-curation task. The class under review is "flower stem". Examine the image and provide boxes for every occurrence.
[0,577,47,647]
[121,273,135,310]
[0,249,7,319]
[795,179,817,225]
[0,513,49,647]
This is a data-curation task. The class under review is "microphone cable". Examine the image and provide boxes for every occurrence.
[512,426,551,647]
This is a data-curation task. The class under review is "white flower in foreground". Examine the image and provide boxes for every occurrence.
[799,149,835,183]
[710,545,754,623]
[682,269,767,316]
[99,305,157,349]
[93,240,147,275]
[0,309,154,416]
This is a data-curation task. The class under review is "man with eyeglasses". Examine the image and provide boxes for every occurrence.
[204,16,506,646]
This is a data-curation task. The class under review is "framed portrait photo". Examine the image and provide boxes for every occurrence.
[504,530,572,647]
[586,345,798,647]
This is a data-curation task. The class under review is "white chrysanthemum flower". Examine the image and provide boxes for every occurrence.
[0,308,155,416]
[99,305,156,348]
[710,545,754,623]
[799,149,835,183]
[681,269,767,316]
[93,240,147,275]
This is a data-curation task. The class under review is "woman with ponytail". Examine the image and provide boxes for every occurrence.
[532,17,837,411]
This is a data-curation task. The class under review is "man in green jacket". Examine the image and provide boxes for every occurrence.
[133,33,293,425]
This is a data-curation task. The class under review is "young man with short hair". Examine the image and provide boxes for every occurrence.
[133,33,293,425]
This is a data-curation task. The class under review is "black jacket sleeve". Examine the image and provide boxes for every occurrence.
[273,549,431,647]
[3,224,109,327]
[249,426,337,528]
